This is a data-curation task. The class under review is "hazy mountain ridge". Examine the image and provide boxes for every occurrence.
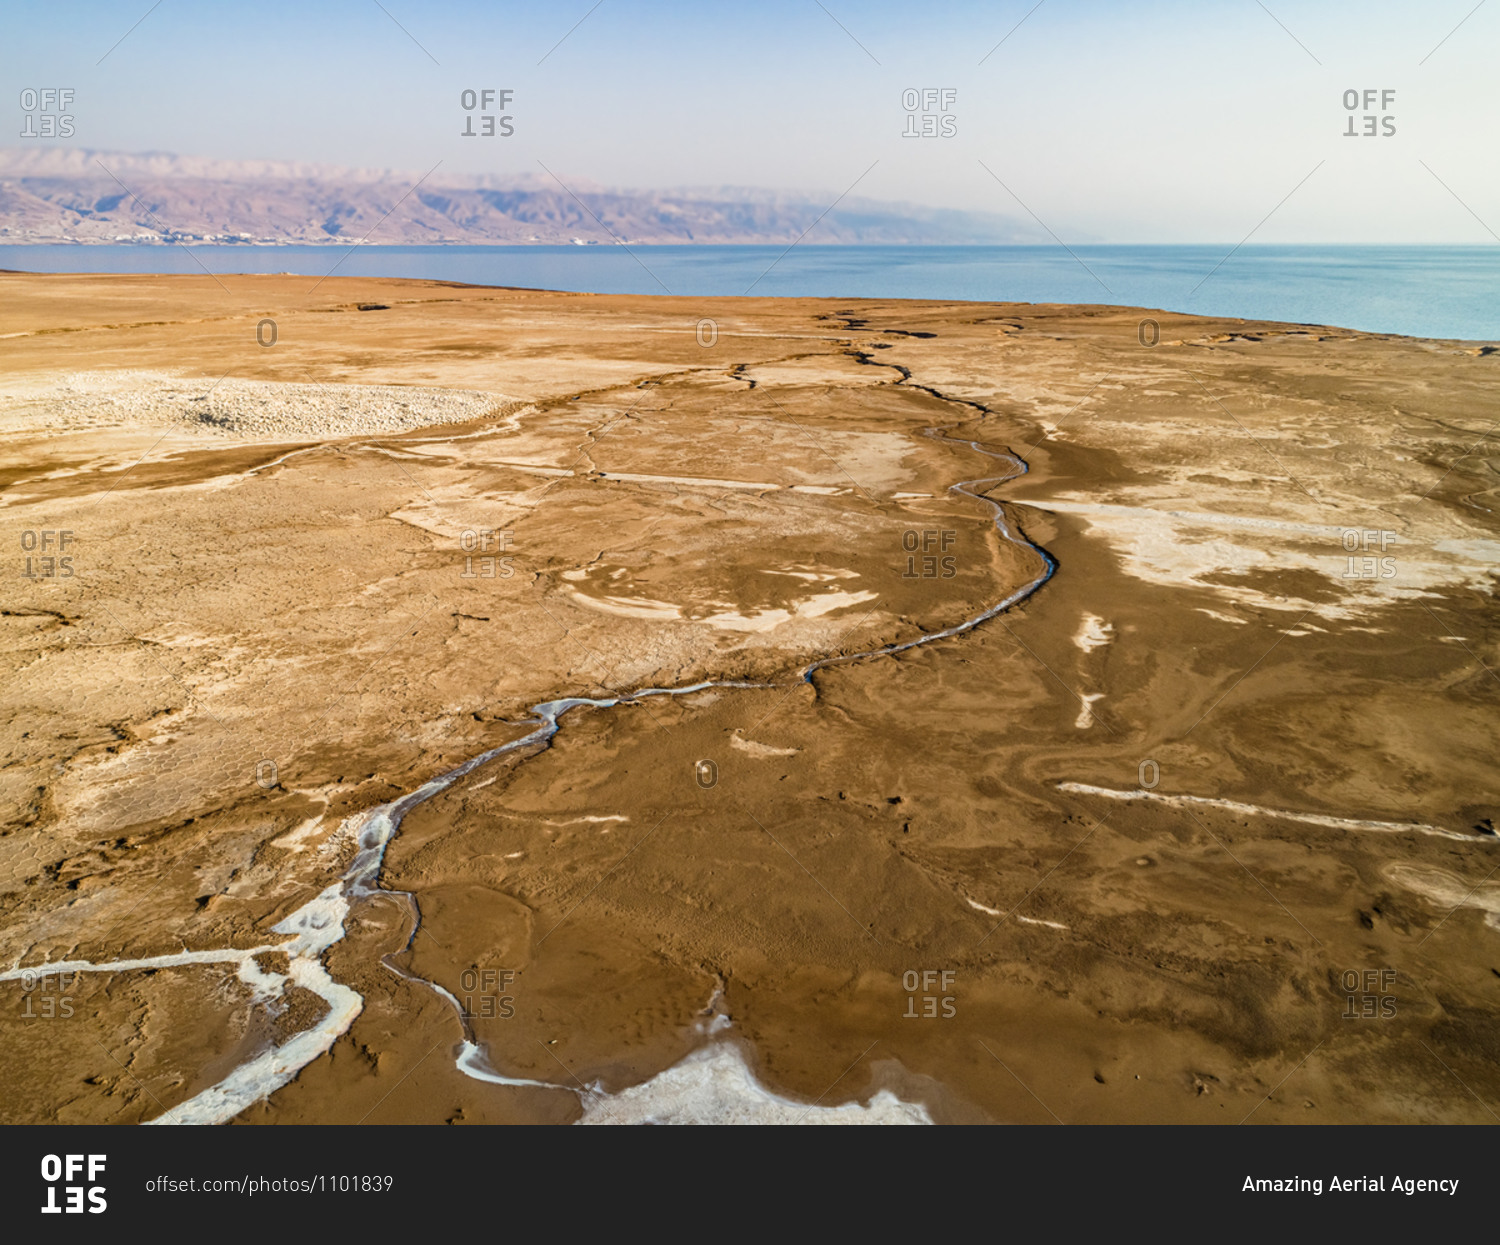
[0,148,1039,245]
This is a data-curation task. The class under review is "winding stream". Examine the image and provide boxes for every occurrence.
[1,416,1057,1124]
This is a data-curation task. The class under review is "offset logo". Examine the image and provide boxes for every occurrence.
[20,529,75,579]
[460,967,516,1020]
[460,89,514,137]
[1342,88,1396,137]
[901,529,957,579]
[901,88,957,138]
[903,969,956,1018]
[1342,529,1397,580]
[19,88,76,138]
[40,1154,106,1214]
[459,528,515,579]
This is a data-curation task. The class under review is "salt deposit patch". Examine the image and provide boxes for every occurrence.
[1433,538,1500,564]
[0,370,515,439]
[0,880,361,1127]
[1017,915,1069,931]
[564,591,683,622]
[1387,864,1500,929]
[1038,498,1499,619]
[564,585,879,633]
[271,815,327,853]
[731,733,799,759]
[575,1043,931,1125]
[1075,614,1113,652]
[454,1027,931,1125]
[703,589,878,633]
[763,567,861,583]
[455,1042,562,1091]
[1058,782,1480,841]
[546,815,630,826]
[1074,692,1105,729]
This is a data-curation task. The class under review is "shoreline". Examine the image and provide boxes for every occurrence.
[3,261,1497,345]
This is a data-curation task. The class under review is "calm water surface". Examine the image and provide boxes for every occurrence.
[2,243,1495,341]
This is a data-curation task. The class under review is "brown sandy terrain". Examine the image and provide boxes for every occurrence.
[0,272,1496,1125]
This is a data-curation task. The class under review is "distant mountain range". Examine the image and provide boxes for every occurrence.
[0,148,1040,246]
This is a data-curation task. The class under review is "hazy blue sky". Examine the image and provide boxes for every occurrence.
[3,0,1496,242]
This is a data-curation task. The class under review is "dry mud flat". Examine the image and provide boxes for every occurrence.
[0,272,1496,1125]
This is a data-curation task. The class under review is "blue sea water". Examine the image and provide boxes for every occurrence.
[1,243,1495,342]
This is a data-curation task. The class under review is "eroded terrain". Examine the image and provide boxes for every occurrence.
[1,272,1496,1124]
